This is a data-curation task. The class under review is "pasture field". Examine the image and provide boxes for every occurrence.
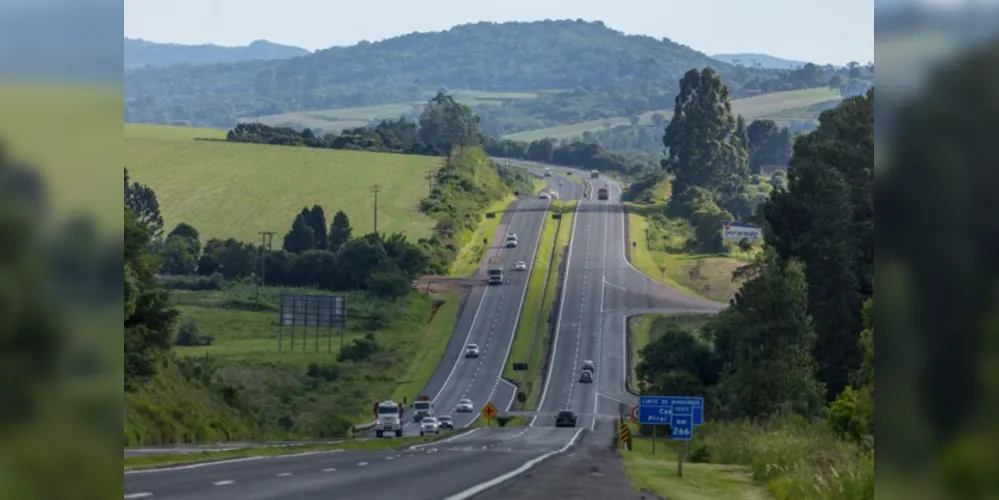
[0,83,122,232]
[125,123,440,242]
[504,88,842,142]
[256,89,557,132]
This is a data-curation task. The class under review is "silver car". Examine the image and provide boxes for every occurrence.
[579,368,594,383]
[420,417,440,436]
[455,398,474,413]
[515,261,527,271]
[465,344,480,358]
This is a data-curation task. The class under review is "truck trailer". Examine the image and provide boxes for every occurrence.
[597,187,609,200]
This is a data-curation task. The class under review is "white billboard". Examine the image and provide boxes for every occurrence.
[721,221,762,241]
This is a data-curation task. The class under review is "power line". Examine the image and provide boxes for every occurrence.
[255,231,274,307]
[424,170,435,196]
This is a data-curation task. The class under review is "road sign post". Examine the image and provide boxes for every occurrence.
[639,395,704,475]
[481,402,498,426]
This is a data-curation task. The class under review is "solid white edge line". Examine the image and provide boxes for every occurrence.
[431,200,524,408]
[123,449,345,474]
[442,427,585,500]
[476,195,551,421]
[124,494,153,499]
[531,195,582,426]
[407,428,481,450]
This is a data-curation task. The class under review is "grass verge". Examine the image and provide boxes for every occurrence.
[449,194,517,276]
[124,432,456,470]
[624,203,754,304]
[503,201,576,409]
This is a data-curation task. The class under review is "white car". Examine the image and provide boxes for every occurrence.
[515,261,527,271]
[539,192,550,200]
[505,237,518,248]
[455,399,474,413]
[420,417,440,436]
[465,344,480,358]
[559,180,564,186]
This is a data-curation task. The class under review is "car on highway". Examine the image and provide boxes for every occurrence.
[505,236,518,248]
[555,410,577,428]
[438,415,454,430]
[455,399,474,413]
[579,368,594,383]
[515,261,527,271]
[539,192,550,200]
[582,360,595,371]
[559,180,564,186]
[544,170,552,177]
[420,417,440,436]
[465,344,480,358]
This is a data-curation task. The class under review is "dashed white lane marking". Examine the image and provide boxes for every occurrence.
[212,480,234,486]
[322,468,337,472]
[276,472,292,477]
[357,461,368,466]
[124,494,153,499]
[385,456,394,460]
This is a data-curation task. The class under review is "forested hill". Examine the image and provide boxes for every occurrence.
[126,19,783,128]
[125,38,310,68]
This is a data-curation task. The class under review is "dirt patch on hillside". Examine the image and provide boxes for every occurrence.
[412,275,486,295]
[678,257,748,303]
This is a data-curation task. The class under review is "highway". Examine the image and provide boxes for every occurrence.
[532,169,725,430]
[124,427,583,500]
[387,171,582,436]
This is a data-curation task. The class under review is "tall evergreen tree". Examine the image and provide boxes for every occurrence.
[124,168,164,240]
[283,213,315,253]
[328,210,353,250]
[308,205,329,250]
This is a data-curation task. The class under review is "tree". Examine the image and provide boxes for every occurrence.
[746,119,792,174]
[124,168,164,240]
[308,205,329,250]
[762,91,873,400]
[418,91,479,158]
[712,250,825,419]
[125,206,179,391]
[283,213,316,254]
[328,210,353,250]
[662,68,749,215]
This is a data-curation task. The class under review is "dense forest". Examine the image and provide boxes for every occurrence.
[125,38,310,68]
[123,20,864,135]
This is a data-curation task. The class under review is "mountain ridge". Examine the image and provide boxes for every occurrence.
[125,37,310,68]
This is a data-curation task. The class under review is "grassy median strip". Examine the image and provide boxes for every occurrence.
[450,195,517,276]
[124,433,456,470]
[503,201,577,410]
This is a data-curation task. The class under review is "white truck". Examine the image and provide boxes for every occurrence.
[412,394,435,422]
[373,400,404,437]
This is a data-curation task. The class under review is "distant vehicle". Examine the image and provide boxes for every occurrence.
[505,235,518,248]
[438,415,454,430]
[579,368,594,383]
[544,171,552,177]
[590,170,599,179]
[412,394,435,422]
[488,266,504,285]
[582,360,595,371]
[555,410,578,428]
[420,417,440,436]
[515,261,527,271]
[539,192,550,200]
[597,187,609,200]
[373,400,404,438]
[558,180,564,186]
[549,191,559,200]
[455,398,474,413]
[507,232,517,239]
[465,344,480,358]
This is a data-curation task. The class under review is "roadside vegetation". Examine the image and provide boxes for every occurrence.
[503,200,577,410]
[622,86,874,499]
[124,93,528,448]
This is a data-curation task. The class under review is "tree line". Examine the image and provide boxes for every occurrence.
[636,89,874,447]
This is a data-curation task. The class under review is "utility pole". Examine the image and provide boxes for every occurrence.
[371,184,382,234]
[424,170,435,197]
[256,231,275,307]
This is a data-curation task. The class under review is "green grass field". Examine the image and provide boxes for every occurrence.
[504,88,842,142]
[504,201,576,409]
[257,90,559,132]
[125,123,441,242]
[449,195,517,276]
[0,83,123,233]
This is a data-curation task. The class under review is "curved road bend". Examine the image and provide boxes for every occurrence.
[392,173,580,436]
[124,426,583,500]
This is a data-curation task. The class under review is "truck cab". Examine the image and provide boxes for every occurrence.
[412,394,435,422]
[374,400,404,437]
[555,410,578,428]
[597,187,609,200]
[488,266,504,285]
[590,170,599,179]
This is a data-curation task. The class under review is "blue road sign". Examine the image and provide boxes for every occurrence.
[638,396,705,426]
[670,415,693,440]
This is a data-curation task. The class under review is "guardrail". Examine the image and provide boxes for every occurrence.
[353,420,376,433]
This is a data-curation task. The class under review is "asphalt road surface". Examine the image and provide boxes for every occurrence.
[371,172,582,437]
[124,427,584,500]
[533,171,724,431]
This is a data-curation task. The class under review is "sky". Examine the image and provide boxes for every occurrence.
[124,0,874,66]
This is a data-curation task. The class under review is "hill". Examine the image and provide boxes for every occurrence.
[124,124,441,243]
[711,52,812,69]
[125,38,311,68]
